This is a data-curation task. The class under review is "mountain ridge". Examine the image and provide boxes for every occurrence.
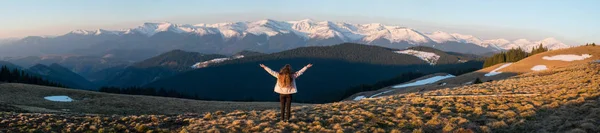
[27,63,97,90]
[0,19,573,58]
[91,49,228,87]
[64,19,571,51]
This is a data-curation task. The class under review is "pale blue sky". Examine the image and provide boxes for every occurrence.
[0,0,598,44]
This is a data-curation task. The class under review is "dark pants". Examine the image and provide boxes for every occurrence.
[279,94,292,121]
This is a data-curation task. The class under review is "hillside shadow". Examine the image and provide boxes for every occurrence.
[144,57,483,104]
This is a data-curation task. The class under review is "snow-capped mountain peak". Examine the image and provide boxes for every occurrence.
[58,19,572,52]
[68,29,121,36]
[513,39,531,44]
[253,19,281,25]
[532,37,570,50]
[539,37,560,44]
[362,27,431,44]
[450,33,483,45]
[70,29,93,35]
[483,39,511,45]
[294,19,314,23]
[132,22,184,36]
[94,29,104,35]
[426,31,457,43]
[426,32,491,48]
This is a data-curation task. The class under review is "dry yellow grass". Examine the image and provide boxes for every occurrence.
[346,63,519,100]
[2,61,600,132]
[501,45,600,74]
[349,46,600,100]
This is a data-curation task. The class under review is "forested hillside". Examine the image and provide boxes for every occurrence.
[0,65,64,87]
[132,49,227,71]
[27,64,97,90]
[483,44,549,68]
[91,50,228,87]
[144,43,483,103]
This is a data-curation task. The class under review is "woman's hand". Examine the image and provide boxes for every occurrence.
[306,64,313,68]
[259,64,266,68]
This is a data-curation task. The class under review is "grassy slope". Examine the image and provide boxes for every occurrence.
[501,45,600,74]
[348,46,600,99]
[1,62,600,132]
[346,63,518,100]
[0,83,309,115]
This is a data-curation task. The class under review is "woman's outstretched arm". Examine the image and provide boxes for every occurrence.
[294,64,312,78]
[260,64,279,77]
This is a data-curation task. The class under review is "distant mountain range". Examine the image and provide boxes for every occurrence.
[92,50,228,87]
[0,19,571,59]
[0,62,97,90]
[1,55,130,78]
[0,38,18,45]
[27,63,97,90]
[0,61,22,70]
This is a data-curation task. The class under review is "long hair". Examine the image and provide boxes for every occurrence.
[277,64,294,88]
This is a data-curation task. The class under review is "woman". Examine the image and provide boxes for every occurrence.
[260,63,312,122]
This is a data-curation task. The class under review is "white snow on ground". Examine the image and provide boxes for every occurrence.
[367,74,455,98]
[369,90,395,98]
[484,63,513,77]
[353,96,366,101]
[191,55,245,68]
[542,54,592,61]
[232,55,245,59]
[394,50,440,65]
[44,96,73,102]
[392,74,455,88]
[463,81,473,85]
[191,58,230,68]
[531,65,548,71]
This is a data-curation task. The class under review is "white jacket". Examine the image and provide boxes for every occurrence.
[262,66,309,94]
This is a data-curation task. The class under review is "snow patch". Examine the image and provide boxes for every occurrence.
[542,54,592,62]
[439,83,447,86]
[463,81,473,85]
[232,55,244,59]
[44,96,73,102]
[369,90,395,98]
[394,50,440,65]
[367,74,455,98]
[191,58,230,68]
[191,55,245,68]
[353,96,366,101]
[484,63,513,77]
[393,74,455,89]
[531,65,548,71]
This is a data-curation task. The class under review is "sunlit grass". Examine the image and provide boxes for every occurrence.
[1,63,600,132]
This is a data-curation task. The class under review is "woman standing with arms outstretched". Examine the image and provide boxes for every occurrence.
[260,63,312,122]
